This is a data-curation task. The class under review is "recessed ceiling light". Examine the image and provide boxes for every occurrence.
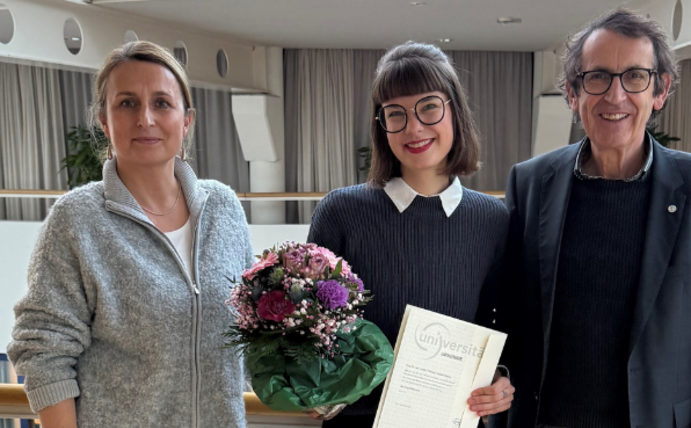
[497,17,522,24]
[438,38,452,43]
[410,1,427,6]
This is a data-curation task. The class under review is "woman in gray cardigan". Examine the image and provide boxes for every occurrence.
[8,41,252,428]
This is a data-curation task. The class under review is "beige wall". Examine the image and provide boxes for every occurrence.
[0,0,274,92]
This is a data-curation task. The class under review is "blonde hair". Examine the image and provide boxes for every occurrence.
[88,41,196,161]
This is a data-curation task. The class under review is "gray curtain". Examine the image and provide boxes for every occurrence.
[285,49,533,223]
[285,50,300,223]
[659,59,691,152]
[285,49,364,223]
[58,69,94,130]
[447,51,533,191]
[190,86,251,217]
[190,87,249,190]
[352,50,386,182]
[0,62,68,221]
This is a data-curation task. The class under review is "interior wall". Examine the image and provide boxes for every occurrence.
[0,0,267,92]
[631,0,691,51]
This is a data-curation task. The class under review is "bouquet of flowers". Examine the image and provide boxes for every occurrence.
[225,242,393,414]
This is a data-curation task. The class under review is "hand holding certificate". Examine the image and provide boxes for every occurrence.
[374,305,508,428]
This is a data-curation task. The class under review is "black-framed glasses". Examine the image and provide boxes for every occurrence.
[577,68,657,95]
[376,95,451,133]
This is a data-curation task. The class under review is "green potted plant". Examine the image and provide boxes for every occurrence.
[647,125,680,148]
[357,146,372,174]
[61,125,108,189]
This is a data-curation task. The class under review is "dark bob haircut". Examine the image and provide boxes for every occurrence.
[368,41,481,187]
[558,9,679,100]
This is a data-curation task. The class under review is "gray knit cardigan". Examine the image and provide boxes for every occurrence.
[8,158,253,428]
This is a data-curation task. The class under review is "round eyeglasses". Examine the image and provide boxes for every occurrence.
[376,95,451,133]
[577,68,657,95]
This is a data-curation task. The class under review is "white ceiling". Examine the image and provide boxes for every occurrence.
[95,0,636,51]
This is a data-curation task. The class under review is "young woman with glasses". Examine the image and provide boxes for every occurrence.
[307,41,514,427]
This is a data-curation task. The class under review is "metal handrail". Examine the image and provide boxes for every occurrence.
[0,383,307,419]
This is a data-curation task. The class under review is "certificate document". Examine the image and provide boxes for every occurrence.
[373,305,507,428]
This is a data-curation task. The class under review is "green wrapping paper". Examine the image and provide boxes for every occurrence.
[247,319,394,412]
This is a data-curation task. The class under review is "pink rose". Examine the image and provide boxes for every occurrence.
[256,291,295,322]
[302,251,330,279]
[314,247,352,276]
[282,247,306,273]
[242,252,279,280]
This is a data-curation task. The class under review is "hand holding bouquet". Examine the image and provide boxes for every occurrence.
[225,242,393,413]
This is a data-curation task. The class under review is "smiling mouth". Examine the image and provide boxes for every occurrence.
[600,113,629,122]
[406,139,433,148]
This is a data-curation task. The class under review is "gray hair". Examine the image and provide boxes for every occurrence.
[558,9,679,100]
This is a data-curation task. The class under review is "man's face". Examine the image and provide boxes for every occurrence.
[567,29,670,152]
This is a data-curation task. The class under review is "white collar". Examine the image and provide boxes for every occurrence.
[383,176,463,217]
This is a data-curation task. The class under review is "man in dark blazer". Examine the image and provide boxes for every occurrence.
[498,10,688,428]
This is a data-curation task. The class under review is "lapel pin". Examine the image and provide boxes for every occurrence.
[668,205,677,213]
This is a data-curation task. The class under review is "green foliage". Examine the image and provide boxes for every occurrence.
[223,323,322,365]
[268,267,285,286]
[246,318,394,412]
[61,125,107,189]
[330,259,342,279]
[647,125,680,148]
[357,146,372,174]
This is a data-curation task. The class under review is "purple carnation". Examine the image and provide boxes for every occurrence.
[316,280,349,310]
[348,274,365,292]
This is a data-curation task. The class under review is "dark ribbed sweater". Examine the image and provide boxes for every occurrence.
[307,184,509,416]
[538,176,652,428]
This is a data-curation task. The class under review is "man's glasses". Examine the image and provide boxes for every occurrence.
[577,68,657,95]
[376,95,451,133]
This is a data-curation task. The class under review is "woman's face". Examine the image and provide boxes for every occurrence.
[382,91,454,177]
[101,60,190,168]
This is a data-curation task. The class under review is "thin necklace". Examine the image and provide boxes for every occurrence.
[141,179,182,216]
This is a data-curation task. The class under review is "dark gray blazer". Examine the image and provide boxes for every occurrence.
[496,138,691,428]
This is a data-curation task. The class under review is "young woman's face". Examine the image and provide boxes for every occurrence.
[100,60,190,168]
[381,91,454,176]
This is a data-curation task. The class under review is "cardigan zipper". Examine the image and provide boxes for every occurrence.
[191,197,208,427]
[105,195,208,428]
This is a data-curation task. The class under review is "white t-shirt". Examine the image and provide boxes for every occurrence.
[165,218,193,275]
